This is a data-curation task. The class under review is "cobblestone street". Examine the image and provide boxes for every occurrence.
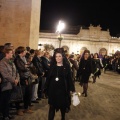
[12,71,120,120]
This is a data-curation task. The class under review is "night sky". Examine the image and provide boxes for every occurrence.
[40,0,120,36]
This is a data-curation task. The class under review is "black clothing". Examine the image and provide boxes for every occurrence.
[14,55,31,85]
[48,66,66,109]
[25,52,31,62]
[32,56,44,76]
[77,59,92,83]
[102,57,109,72]
[0,90,11,118]
[32,56,45,98]
[45,64,75,111]
[92,59,101,77]
[102,58,109,67]
[40,56,50,98]
[0,52,4,61]
[14,55,32,109]
[41,56,50,77]
[77,58,92,97]
[48,105,65,120]
[22,84,32,109]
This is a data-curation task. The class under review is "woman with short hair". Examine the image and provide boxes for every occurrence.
[0,48,19,120]
[14,46,33,113]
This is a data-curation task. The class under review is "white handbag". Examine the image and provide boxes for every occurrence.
[72,92,80,106]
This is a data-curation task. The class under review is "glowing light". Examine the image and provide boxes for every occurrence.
[56,20,65,33]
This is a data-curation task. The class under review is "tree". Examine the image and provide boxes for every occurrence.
[43,44,55,51]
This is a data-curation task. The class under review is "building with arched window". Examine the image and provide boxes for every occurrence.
[39,24,120,56]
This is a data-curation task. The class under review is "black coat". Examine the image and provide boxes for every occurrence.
[32,56,44,76]
[92,58,101,76]
[14,55,31,85]
[41,56,50,77]
[45,64,75,110]
[77,58,92,83]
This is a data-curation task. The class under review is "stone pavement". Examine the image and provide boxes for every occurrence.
[10,71,120,120]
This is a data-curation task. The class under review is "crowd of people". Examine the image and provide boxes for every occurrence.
[0,43,120,120]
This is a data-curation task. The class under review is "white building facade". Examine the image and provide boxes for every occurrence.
[39,25,120,56]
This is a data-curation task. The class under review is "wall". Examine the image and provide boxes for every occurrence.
[0,0,41,49]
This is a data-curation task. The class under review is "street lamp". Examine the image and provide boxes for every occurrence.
[56,20,65,48]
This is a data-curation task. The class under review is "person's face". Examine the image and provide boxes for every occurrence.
[91,55,93,58]
[37,51,43,57]
[84,52,89,59]
[94,54,98,58]
[46,54,50,59]
[55,53,63,63]
[41,51,44,57]
[6,50,13,59]
[28,56,33,62]
[10,44,14,49]
[21,50,26,57]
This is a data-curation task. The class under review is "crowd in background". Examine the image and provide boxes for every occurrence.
[0,43,51,120]
[0,43,120,120]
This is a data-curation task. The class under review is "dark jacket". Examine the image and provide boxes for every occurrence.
[0,52,4,61]
[41,56,50,77]
[45,64,75,94]
[77,58,93,83]
[77,58,92,77]
[32,56,44,76]
[91,58,102,77]
[45,64,75,110]
[14,55,31,85]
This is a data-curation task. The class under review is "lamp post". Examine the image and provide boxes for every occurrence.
[56,20,65,48]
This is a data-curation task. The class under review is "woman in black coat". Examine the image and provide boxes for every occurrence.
[45,48,75,120]
[77,50,92,97]
[92,53,103,83]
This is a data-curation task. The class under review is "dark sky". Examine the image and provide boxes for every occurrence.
[40,0,120,36]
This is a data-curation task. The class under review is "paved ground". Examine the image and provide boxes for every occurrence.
[8,71,120,120]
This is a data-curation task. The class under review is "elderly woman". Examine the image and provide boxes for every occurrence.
[0,48,19,120]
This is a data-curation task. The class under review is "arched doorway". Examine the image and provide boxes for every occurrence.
[99,48,107,56]
[80,47,87,55]
[62,45,69,53]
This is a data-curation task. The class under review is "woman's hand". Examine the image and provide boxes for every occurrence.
[14,79,19,85]
[70,91,76,95]
[25,80,28,85]
[41,72,45,77]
